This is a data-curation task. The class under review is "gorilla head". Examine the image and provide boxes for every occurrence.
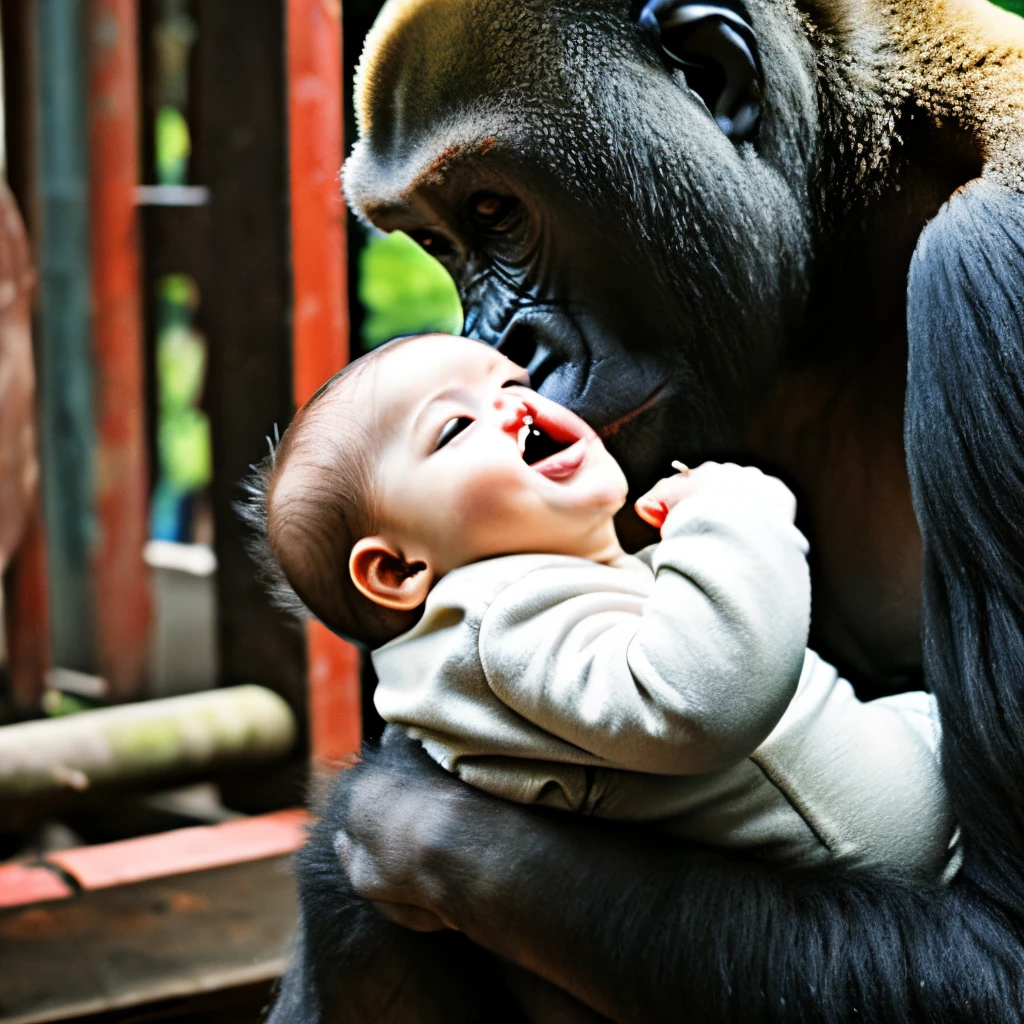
[344,0,823,484]
[259,8,1024,1023]
[344,0,1008,677]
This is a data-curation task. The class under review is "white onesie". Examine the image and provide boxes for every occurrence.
[373,487,957,879]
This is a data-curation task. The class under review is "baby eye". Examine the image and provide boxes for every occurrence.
[435,416,474,450]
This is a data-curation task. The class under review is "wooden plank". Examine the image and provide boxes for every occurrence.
[87,0,152,701]
[137,202,209,281]
[0,853,298,1024]
[0,864,72,909]
[54,980,275,1024]
[197,0,307,733]
[45,809,307,891]
[285,0,361,761]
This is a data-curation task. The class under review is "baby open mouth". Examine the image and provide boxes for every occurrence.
[518,415,575,465]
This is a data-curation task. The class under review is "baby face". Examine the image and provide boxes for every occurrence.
[367,335,628,576]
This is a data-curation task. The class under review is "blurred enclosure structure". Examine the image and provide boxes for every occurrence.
[0,1,453,1021]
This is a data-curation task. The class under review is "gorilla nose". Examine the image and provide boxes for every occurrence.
[496,310,577,393]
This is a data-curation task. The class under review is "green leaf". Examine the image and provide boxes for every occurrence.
[359,231,463,348]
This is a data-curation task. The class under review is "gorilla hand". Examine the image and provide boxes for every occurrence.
[335,730,488,934]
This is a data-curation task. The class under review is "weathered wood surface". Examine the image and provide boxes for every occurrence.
[0,853,298,1023]
[54,980,276,1024]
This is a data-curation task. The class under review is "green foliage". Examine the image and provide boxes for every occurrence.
[993,0,1023,14]
[359,231,463,349]
[42,691,94,718]
[155,105,191,187]
[155,276,211,493]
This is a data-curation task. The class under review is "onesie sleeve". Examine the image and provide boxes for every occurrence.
[478,487,811,775]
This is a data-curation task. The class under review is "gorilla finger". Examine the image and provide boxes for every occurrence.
[374,901,452,933]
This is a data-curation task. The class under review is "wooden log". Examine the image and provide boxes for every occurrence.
[0,685,297,801]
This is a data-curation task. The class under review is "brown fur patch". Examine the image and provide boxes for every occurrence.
[414,144,466,189]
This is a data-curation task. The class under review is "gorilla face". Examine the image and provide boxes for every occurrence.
[345,0,822,533]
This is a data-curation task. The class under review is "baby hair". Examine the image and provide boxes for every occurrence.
[238,341,421,648]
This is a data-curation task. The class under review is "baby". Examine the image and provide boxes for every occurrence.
[248,332,957,879]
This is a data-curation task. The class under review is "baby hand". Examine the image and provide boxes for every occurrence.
[634,462,699,530]
[635,462,796,531]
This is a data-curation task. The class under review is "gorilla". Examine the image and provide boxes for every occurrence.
[268,0,1024,1020]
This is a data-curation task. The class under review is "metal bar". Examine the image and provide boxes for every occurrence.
[34,0,97,673]
[286,0,361,762]
[87,0,152,700]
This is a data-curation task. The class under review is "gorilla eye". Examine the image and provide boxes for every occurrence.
[469,192,518,233]
[638,0,762,142]
[408,230,455,258]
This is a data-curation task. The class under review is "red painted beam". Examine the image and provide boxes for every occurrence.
[46,809,309,891]
[286,0,362,762]
[87,0,152,700]
[0,863,73,909]
[4,498,52,715]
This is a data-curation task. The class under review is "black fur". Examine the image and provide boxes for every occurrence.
[268,180,1024,1022]
[267,747,532,1024]
[904,179,1024,925]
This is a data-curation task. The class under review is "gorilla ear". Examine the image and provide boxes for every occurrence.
[639,0,762,143]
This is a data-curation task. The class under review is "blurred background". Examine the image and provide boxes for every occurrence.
[0,1,461,1021]
[1,0,1023,1021]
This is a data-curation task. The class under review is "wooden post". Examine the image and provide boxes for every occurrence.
[35,0,99,675]
[87,0,152,700]
[200,1,307,734]
[286,0,361,762]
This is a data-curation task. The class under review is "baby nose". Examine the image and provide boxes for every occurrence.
[494,395,529,430]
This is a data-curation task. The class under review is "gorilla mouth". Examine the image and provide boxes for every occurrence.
[597,382,667,439]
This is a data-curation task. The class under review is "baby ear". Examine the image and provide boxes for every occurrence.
[349,537,434,612]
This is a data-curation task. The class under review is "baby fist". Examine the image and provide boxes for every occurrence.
[635,461,797,532]
[634,463,699,530]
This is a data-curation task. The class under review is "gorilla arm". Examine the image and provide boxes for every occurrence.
[338,731,1024,1024]
[333,178,1024,1024]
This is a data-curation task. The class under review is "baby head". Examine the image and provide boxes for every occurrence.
[251,334,628,647]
